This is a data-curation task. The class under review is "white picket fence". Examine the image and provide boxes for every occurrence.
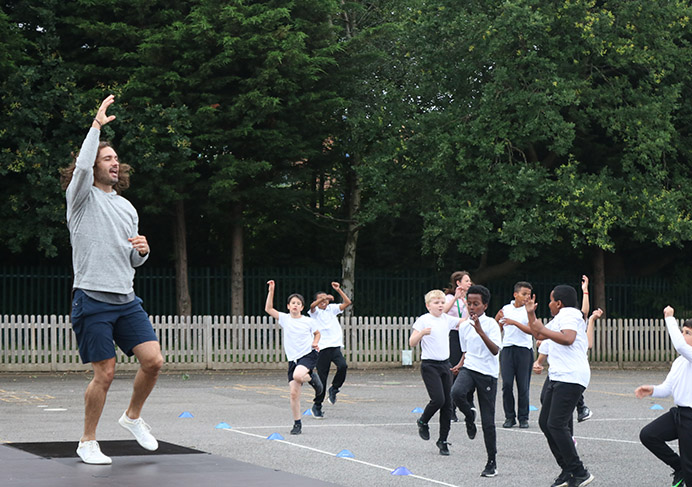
[0,315,681,372]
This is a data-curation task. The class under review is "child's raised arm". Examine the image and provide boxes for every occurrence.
[587,308,603,349]
[663,306,692,362]
[309,294,332,313]
[265,280,280,320]
[332,282,353,311]
[581,275,590,317]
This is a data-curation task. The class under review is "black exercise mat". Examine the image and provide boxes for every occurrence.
[5,440,205,458]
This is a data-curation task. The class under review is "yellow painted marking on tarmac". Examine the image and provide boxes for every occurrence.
[0,389,54,404]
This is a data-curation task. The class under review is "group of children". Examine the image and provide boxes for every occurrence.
[265,276,691,487]
[264,280,351,435]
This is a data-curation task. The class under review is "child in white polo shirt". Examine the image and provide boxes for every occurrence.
[636,306,692,487]
[495,281,534,429]
[527,285,593,487]
[410,289,463,456]
[309,281,352,419]
[265,280,322,435]
[450,284,502,478]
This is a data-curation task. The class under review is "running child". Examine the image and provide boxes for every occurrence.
[527,286,593,487]
[451,284,502,477]
[495,281,533,429]
[265,280,323,435]
[636,306,692,487]
[409,290,464,456]
[309,282,352,419]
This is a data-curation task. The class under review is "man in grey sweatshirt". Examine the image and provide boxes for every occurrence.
[62,95,164,465]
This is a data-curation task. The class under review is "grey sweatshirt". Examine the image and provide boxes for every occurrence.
[66,127,148,294]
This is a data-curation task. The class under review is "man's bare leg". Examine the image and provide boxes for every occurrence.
[125,340,163,419]
[82,357,116,441]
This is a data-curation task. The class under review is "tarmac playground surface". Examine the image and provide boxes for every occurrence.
[0,366,680,487]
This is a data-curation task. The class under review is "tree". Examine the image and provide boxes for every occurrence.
[407,0,692,312]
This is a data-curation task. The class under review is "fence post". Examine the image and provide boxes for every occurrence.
[617,318,623,369]
[204,315,212,369]
[50,315,58,372]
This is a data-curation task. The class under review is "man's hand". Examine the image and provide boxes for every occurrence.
[128,235,149,256]
[94,95,116,129]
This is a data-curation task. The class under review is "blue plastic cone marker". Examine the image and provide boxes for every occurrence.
[303,408,313,416]
[267,432,285,440]
[391,466,412,476]
[215,422,230,429]
[529,405,538,411]
[336,449,355,458]
[178,411,194,418]
[651,404,664,410]
[411,407,424,414]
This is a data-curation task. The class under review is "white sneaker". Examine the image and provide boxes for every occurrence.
[118,411,159,451]
[76,440,112,465]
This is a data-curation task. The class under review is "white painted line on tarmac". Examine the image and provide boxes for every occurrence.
[499,425,641,444]
[224,428,460,487]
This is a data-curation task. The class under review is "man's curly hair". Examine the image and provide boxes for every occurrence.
[60,141,131,194]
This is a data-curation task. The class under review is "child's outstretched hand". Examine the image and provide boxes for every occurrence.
[525,294,537,314]
[267,280,275,291]
[664,306,675,318]
[581,275,589,293]
[635,385,653,399]
[331,282,340,290]
[590,308,603,320]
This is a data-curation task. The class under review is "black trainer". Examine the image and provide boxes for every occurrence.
[550,471,570,487]
[417,418,430,441]
[290,422,302,435]
[311,404,324,419]
[480,459,497,477]
[503,418,516,428]
[466,409,477,440]
[308,371,324,396]
[567,471,594,487]
[436,439,450,456]
[577,406,592,422]
[672,469,685,487]
[519,419,529,428]
[327,386,338,405]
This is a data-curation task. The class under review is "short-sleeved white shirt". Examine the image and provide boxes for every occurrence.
[546,307,590,388]
[278,312,319,361]
[309,303,344,349]
[459,313,503,378]
[500,301,533,349]
[412,313,460,361]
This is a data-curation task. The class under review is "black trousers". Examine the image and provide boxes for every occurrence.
[500,345,533,421]
[313,346,348,405]
[539,380,587,476]
[640,406,692,485]
[420,359,454,441]
[452,367,497,460]
[449,331,475,407]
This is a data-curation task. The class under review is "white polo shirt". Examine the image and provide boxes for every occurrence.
[459,313,503,378]
[278,312,319,361]
[652,317,692,407]
[500,301,533,349]
[309,303,344,349]
[546,307,590,388]
[412,313,460,361]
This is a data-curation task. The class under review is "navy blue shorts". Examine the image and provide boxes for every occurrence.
[287,349,318,382]
[71,289,158,364]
